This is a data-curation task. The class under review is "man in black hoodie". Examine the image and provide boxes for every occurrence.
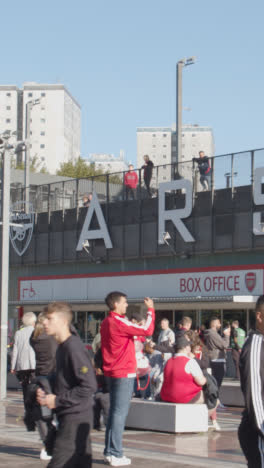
[37,302,97,468]
[238,295,264,468]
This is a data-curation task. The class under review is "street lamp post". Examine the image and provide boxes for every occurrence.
[176,57,196,165]
[25,99,41,206]
[0,135,12,400]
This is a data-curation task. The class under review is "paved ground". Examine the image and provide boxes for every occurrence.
[0,390,246,467]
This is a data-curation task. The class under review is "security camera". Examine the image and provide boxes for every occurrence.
[82,240,90,248]
[163,232,171,242]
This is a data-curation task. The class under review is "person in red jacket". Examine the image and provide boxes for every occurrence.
[101,291,155,467]
[124,164,138,200]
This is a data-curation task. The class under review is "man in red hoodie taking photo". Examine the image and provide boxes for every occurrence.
[101,292,155,467]
[124,164,138,200]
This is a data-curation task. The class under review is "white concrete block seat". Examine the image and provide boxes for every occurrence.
[126,398,208,433]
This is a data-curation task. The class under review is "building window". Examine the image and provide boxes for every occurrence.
[28,93,33,97]
[41,118,45,123]
[163,134,167,137]
[40,131,45,136]
[40,144,45,149]
[152,134,156,137]
[192,133,196,137]
[163,145,167,147]
[41,106,45,111]
[163,176,167,180]
[163,165,166,169]
[41,92,46,97]
[152,145,156,148]
[182,133,185,137]
[182,155,185,159]
[6,119,11,123]
[6,106,11,110]
[6,92,11,97]
[182,144,185,148]
[30,131,32,135]
[163,155,166,159]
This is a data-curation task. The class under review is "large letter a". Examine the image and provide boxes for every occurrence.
[76,191,113,250]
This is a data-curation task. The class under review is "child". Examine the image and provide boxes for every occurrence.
[37,302,97,468]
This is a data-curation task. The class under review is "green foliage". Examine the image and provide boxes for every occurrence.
[56,157,123,184]
[13,154,48,173]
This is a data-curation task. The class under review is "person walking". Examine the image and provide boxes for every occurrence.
[101,291,155,466]
[141,155,154,197]
[37,302,97,468]
[193,151,212,191]
[230,320,246,380]
[124,164,138,200]
[238,295,264,467]
[30,312,58,461]
[204,317,230,390]
[11,312,37,407]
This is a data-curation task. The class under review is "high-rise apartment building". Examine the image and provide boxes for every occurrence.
[86,150,129,174]
[137,124,214,185]
[0,83,81,174]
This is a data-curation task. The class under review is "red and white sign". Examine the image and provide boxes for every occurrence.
[19,265,264,303]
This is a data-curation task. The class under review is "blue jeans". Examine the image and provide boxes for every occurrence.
[104,377,134,458]
[200,173,211,190]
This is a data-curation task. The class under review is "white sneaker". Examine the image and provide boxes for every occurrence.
[40,448,52,460]
[212,420,221,431]
[110,455,131,466]
[104,455,112,464]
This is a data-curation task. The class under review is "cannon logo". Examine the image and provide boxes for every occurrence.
[245,272,256,292]
[9,202,35,256]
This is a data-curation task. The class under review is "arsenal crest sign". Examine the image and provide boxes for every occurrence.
[245,272,256,292]
[9,201,35,256]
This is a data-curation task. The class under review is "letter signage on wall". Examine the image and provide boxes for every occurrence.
[158,179,195,244]
[76,191,113,250]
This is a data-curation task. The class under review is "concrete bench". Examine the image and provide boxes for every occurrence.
[126,398,208,433]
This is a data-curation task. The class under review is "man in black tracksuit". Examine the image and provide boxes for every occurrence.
[142,155,154,197]
[238,295,264,468]
[37,302,97,468]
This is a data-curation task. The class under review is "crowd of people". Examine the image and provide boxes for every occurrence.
[81,151,211,206]
[11,292,260,467]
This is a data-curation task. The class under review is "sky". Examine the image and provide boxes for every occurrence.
[0,0,263,167]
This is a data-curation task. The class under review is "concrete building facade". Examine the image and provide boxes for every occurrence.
[86,150,129,174]
[0,83,81,174]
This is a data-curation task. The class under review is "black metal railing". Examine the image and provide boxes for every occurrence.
[8,148,264,214]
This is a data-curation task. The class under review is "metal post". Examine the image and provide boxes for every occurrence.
[0,145,11,400]
[25,101,32,207]
[176,61,183,164]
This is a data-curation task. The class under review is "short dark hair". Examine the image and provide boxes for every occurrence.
[45,302,73,324]
[105,291,127,310]
[232,320,239,326]
[256,295,264,312]
[127,309,145,323]
[209,316,220,327]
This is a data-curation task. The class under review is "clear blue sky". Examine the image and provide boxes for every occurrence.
[1,0,263,167]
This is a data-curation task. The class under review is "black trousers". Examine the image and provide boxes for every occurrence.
[210,361,226,389]
[48,418,92,468]
[125,186,136,200]
[238,416,264,468]
[16,370,35,407]
[144,178,152,197]
[232,349,241,379]
[94,392,110,429]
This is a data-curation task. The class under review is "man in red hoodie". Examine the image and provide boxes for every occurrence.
[124,164,138,200]
[101,292,155,467]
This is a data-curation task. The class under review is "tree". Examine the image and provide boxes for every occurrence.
[56,157,122,184]
[13,154,48,173]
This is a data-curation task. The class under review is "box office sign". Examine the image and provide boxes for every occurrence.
[19,266,263,302]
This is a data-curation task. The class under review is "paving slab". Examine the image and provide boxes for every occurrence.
[0,390,247,468]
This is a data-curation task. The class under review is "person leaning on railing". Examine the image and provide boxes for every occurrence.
[193,151,212,191]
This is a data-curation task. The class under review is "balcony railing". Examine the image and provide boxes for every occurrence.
[8,148,264,214]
